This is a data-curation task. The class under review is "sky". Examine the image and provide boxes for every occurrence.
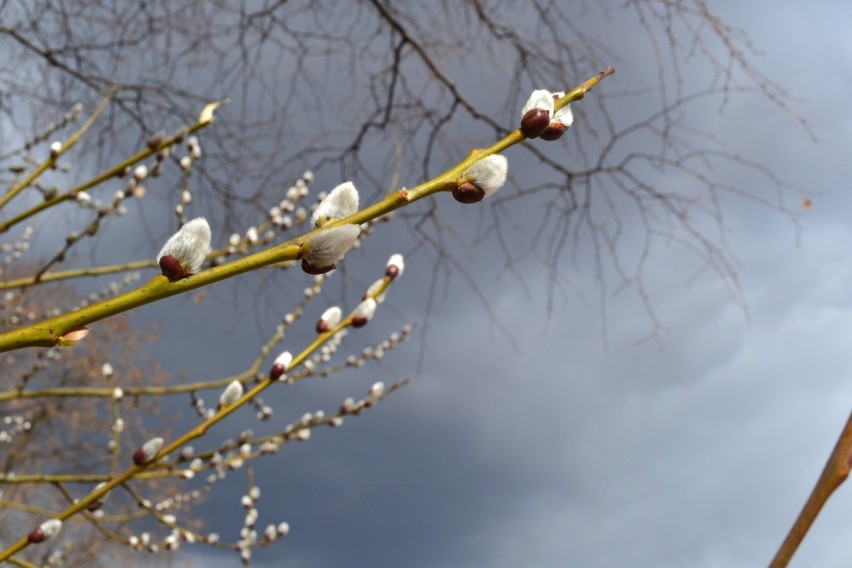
[4,1,852,567]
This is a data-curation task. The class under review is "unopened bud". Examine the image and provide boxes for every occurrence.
[147,131,165,149]
[365,279,385,302]
[312,181,359,227]
[300,258,332,275]
[133,165,148,182]
[300,225,360,274]
[28,519,62,544]
[459,155,507,200]
[351,298,377,328]
[270,351,293,380]
[540,121,567,141]
[520,89,555,139]
[294,428,310,441]
[188,136,201,159]
[520,107,550,139]
[316,306,342,333]
[158,255,186,281]
[385,253,404,279]
[219,380,244,408]
[157,217,211,281]
[452,181,485,204]
[369,381,385,398]
[133,437,164,465]
[86,481,109,512]
[340,397,355,413]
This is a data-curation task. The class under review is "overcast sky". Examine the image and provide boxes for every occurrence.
[4,1,852,566]
[161,2,852,567]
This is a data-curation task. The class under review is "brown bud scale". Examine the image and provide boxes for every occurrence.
[28,528,46,544]
[301,258,335,275]
[452,182,485,204]
[159,255,187,281]
[520,108,550,139]
[540,122,567,141]
[132,448,148,466]
[269,363,286,380]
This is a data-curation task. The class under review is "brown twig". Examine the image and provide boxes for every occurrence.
[769,409,852,567]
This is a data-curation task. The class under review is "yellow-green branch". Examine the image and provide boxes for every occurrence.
[0,285,310,402]
[0,260,156,290]
[0,69,612,353]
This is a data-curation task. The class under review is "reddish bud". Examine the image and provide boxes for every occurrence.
[540,122,567,141]
[269,363,285,380]
[270,351,292,380]
[28,528,46,544]
[132,448,148,465]
[159,255,187,281]
[316,306,342,333]
[173,126,189,144]
[452,182,485,204]
[133,437,164,466]
[28,519,62,544]
[385,265,399,279]
[351,298,377,328]
[520,108,550,138]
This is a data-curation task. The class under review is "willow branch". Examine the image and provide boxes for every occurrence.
[0,260,156,290]
[0,285,315,402]
[0,69,613,353]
